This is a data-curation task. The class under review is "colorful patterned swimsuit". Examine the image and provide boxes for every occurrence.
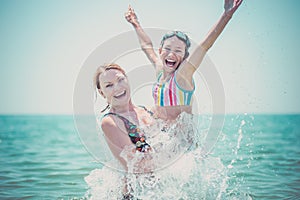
[103,106,152,152]
[152,71,195,107]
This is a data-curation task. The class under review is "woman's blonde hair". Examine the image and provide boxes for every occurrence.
[93,63,126,90]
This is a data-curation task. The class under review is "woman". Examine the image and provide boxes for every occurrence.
[125,0,243,120]
[93,63,155,198]
[93,63,154,169]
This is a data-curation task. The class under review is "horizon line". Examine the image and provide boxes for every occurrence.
[0,112,300,116]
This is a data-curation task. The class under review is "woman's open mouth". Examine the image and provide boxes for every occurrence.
[114,90,126,99]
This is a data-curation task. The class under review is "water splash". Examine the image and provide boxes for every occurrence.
[228,119,246,169]
[84,113,252,199]
[215,114,255,199]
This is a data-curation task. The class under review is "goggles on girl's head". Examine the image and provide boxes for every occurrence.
[160,31,191,49]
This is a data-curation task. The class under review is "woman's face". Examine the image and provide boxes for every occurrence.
[99,69,130,107]
[159,36,186,73]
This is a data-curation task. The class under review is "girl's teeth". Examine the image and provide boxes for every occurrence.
[167,59,175,62]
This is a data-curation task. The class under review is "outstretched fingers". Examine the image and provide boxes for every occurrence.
[234,0,243,8]
[125,5,132,21]
[124,5,138,25]
[128,4,134,12]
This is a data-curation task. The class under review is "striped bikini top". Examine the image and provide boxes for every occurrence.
[152,71,195,106]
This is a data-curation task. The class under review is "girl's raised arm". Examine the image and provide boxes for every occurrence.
[179,0,243,79]
[125,5,159,68]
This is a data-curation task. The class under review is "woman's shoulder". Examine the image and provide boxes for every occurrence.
[101,114,117,132]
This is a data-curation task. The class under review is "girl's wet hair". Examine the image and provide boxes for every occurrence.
[160,31,191,59]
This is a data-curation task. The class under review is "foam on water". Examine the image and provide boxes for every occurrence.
[84,113,252,199]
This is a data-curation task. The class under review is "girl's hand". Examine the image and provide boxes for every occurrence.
[224,0,243,17]
[125,5,139,27]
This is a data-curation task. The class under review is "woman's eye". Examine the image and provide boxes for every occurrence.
[164,47,171,51]
[105,84,112,88]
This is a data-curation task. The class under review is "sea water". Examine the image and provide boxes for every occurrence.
[0,114,299,199]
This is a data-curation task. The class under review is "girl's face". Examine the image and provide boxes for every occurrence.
[99,69,130,107]
[159,36,186,73]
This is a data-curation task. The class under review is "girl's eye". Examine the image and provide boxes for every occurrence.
[105,84,113,88]
[119,77,125,82]
[164,47,171,51]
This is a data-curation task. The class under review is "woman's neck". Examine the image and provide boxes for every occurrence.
[110,101,135,114]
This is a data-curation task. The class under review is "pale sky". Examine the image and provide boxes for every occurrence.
[0,0,299,114]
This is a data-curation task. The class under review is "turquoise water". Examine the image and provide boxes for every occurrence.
[0,114,299,199]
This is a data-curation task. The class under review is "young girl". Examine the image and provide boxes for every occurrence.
[125,0,243,120]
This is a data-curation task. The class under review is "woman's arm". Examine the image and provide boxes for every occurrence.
[101,116,132,171]
[101,113,155,173]
[125,5,159,67]
[178,0,243,79]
